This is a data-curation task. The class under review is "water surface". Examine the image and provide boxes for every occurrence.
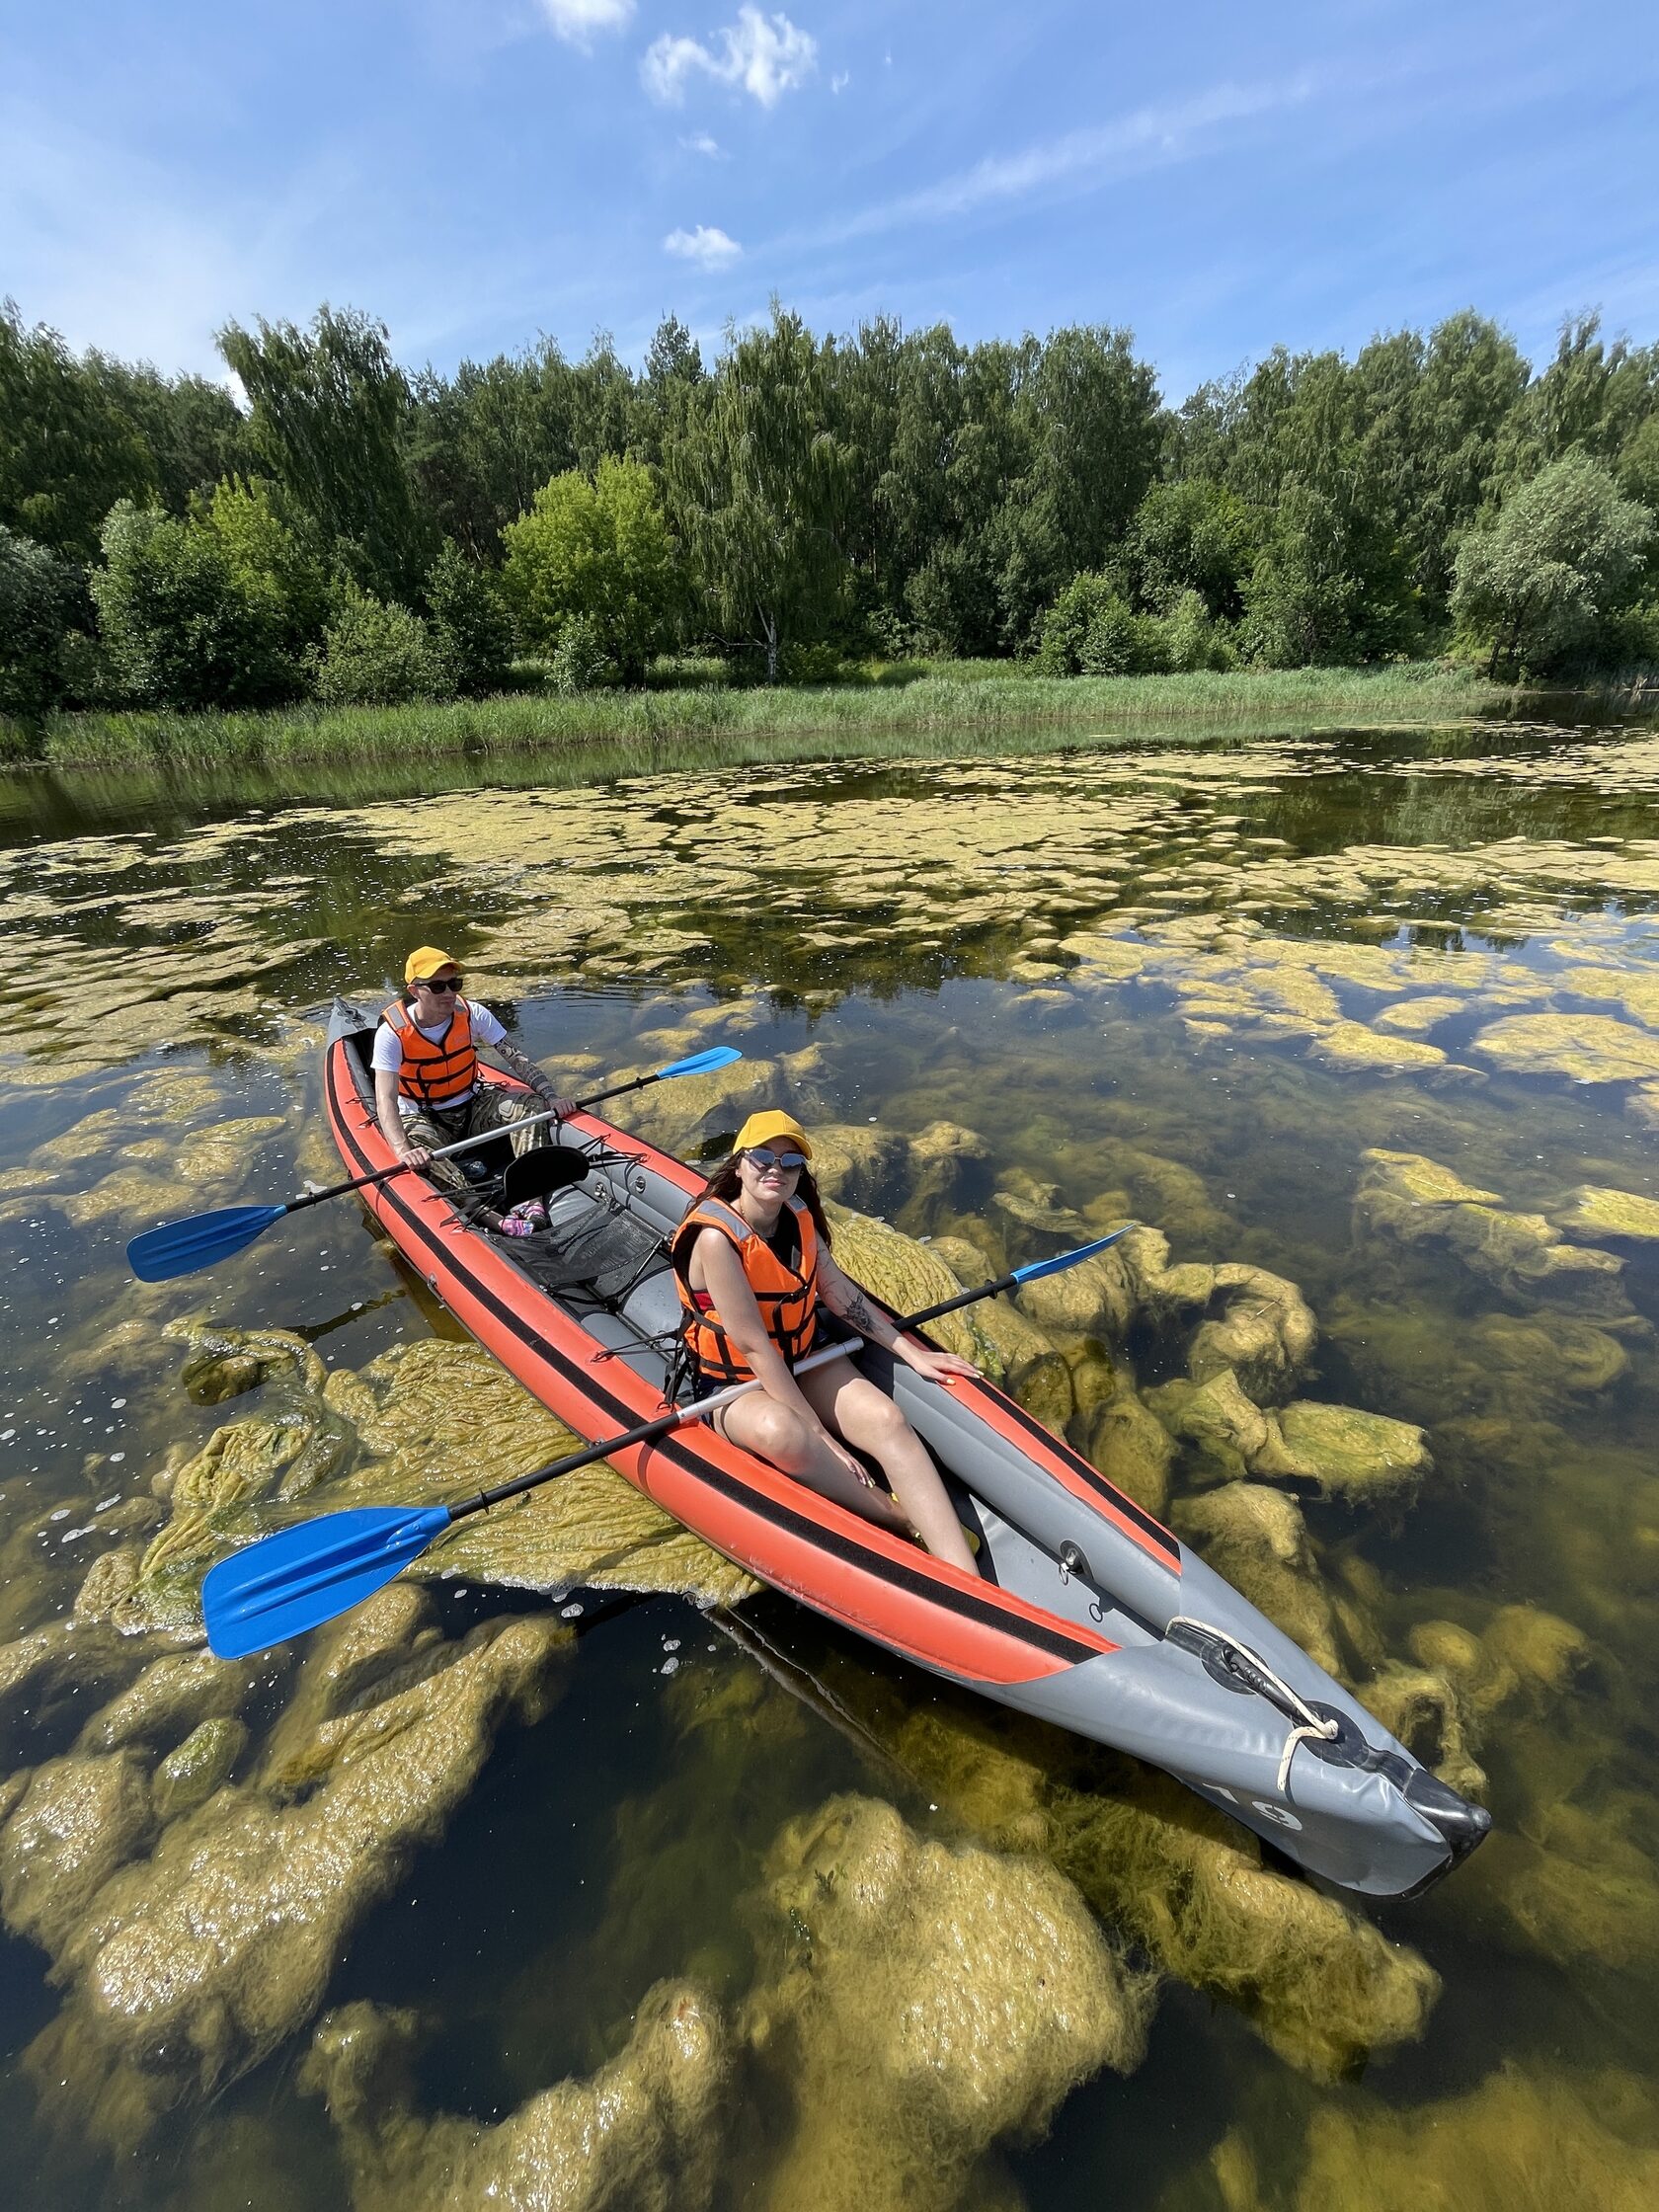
[2,719,1658,2210]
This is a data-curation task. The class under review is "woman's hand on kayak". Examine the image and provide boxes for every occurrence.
[900,1343,979,1384]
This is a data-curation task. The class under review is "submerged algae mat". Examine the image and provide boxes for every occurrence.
[2,717,1659,2210]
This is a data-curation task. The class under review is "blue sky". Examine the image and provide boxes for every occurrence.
[2,1,1655,400]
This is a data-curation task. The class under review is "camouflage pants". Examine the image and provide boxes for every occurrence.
[403,1087,550,1220]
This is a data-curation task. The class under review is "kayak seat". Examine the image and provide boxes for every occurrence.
[499,1192,666,1305]
[617,1265,682,1343]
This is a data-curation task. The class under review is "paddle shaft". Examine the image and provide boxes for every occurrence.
[901,1272,1022,1329]
[903,1228,1132,1327]
[278,1066,681,1219]
[445,1334,864,1521]
[442,1246,1131,1522]
[198,1226,1126,1655]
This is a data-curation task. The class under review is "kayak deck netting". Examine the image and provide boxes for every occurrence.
[323,1001,1490,1899]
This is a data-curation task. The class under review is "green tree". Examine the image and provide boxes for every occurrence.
[858,326,1031,655]
[1035,570,1121,672]
[1128,478,1257,617]
[1451,450,1652,675]
[425,539,514,696]
[1617,415,1659,598]
[1035,571,1168,674]
[992,325,1162,644]
[0,524,77,724]
[90,501,294,708]
[1163,589,1235,672]
[217,305,430,598]
[407,334,645,565]
[1348,313,1529,609]
[548,613,612,695]
[86,356,254,514]
[1241,487,1368,667]
[500,455,676,680]
[830,323,1037,654]
[1171,344,1421,648]
[664,309,852,682]
[310,586,443,705]
[635,315,705,467]
[1496,315,1659,487]
[1619,414,1659,513]
[0,302,155,560]
[198,477,329,657]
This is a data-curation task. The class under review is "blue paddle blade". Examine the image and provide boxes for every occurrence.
[202,1504,453,1658]
[655,1045,742,1077]
[1010,1224,1138,1285]
[127,1202,290,1283]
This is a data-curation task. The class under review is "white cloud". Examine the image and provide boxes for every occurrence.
[643,8,817,109]
[807,75,1320,246]
[664,223,743,268]
[830,71,849,95]
[642,35,706,104]
[536,0,634,48]
[681,130,726,158]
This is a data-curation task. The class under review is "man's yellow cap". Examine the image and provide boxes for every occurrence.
[733,1110,812,1159]
[405,945,460,985]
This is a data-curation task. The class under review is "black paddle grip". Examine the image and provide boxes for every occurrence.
[901,1272,1020,1329]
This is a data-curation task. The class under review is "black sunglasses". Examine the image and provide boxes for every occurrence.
[746,1146,806,1170]
[419,975,463,992]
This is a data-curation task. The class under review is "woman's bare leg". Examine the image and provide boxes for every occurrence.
[799,1365,981,1576]
[714,1382,912,1538]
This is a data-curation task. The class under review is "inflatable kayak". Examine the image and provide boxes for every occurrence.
[325,1002,1489,1898]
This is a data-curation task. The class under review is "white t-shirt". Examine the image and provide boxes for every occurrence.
[372,998,507,1120]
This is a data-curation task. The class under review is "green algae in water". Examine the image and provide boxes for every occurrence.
[2,719,1659,2209]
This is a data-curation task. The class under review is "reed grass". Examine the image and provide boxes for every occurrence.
[14,664,1527,773]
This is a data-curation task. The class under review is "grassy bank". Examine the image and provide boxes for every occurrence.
[9,664,1528,772]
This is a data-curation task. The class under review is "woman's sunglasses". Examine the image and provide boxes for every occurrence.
[419,975,463,992]
[745,1146,806,1171]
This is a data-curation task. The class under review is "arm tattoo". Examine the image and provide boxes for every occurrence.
[843,1290,877,1335]
[497,1041,553,1092]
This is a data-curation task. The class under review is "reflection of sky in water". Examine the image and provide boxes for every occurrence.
[1,722,1658,2208]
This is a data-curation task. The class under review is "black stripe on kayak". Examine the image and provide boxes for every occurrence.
[875,1280,1181,1571]
[969,1389,1182,1569]
[326,1046,1107,1668]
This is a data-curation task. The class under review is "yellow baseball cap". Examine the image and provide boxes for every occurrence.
[733,1110,812,1159]
[405,945,460,984]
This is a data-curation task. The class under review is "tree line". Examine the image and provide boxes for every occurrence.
[2,295,1656,726]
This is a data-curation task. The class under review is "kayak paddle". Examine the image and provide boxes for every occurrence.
[126,1045,744,1283]
[200,1226,1138,1658]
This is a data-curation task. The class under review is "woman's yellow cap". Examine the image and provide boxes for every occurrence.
[733,1110,812,1159]
[405,945,459,984]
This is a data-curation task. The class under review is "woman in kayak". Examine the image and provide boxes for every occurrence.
[672,1111,983,1575]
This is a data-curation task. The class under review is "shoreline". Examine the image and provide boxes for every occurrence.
[1,665,1561,774]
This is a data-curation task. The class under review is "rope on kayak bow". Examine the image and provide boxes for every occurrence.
[1166,1616,1341,1793]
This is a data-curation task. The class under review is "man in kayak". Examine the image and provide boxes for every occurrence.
[373,947,575,1236]
[672,1111,983,1575]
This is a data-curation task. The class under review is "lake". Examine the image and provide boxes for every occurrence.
[2,716,1657,2210]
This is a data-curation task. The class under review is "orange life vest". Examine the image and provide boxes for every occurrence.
[672,1195,819,1385]
[380,998,479,1111]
